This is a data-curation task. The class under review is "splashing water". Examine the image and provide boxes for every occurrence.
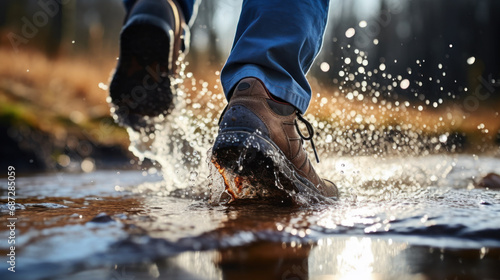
[125,61,222,193]
[115,31,499,206]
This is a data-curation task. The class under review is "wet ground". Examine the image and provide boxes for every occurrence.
[1,154,500,280]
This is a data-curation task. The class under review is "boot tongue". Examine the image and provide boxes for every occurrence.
[235,77,296,116]
[266,99,296,116]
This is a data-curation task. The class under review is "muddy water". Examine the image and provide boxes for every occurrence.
[1,154,500,280]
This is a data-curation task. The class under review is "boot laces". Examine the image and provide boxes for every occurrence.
[294,113,320,163]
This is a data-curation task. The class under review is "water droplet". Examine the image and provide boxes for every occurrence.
[81,158,95,173]
[98,82,108,91]
[189,171,198,180]
[57,154,70,167]
[400,79,410,90]
[320,62,330,72]
[345,28,356,38]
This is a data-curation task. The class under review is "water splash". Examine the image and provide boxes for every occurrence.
[115,31,499,205]
[124,61,222,193]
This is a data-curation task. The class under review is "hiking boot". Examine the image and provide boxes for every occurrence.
[211,78,338,202]
[109,0,189,130]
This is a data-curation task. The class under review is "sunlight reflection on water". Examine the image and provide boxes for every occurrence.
[2,159,500,279]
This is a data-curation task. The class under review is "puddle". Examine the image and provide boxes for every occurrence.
[1,159,499,279]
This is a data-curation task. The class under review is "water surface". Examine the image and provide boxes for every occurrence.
[1,154,499,279]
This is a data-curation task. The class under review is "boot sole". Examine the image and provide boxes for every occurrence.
[211,131,327,204]
[109,15,174,130]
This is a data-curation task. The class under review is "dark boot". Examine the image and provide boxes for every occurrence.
[109,0,188,130]
[212,77,338,202]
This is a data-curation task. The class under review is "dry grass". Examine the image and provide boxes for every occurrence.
[0,47,114,115]
[0,47,128,146]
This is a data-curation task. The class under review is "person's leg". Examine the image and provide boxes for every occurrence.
[221,0,330,113]
[123,0,198,25]
[110,0,198,129]
[212,0,337,200]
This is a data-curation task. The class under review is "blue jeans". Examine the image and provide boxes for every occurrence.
[123,0,197,24]
[124,0,329,113]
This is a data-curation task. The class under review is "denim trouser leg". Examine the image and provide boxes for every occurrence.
[123,0,198,24]
[221,0,330,113]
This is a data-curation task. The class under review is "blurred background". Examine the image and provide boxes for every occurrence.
[1,0,499,172]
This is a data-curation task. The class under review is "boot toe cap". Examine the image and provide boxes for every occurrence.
[322,179,339,198]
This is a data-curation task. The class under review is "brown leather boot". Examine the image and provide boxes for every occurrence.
[109,0,189,130]
[211,78,338,202]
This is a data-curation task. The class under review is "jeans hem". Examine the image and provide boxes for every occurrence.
[221,65,311,113]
